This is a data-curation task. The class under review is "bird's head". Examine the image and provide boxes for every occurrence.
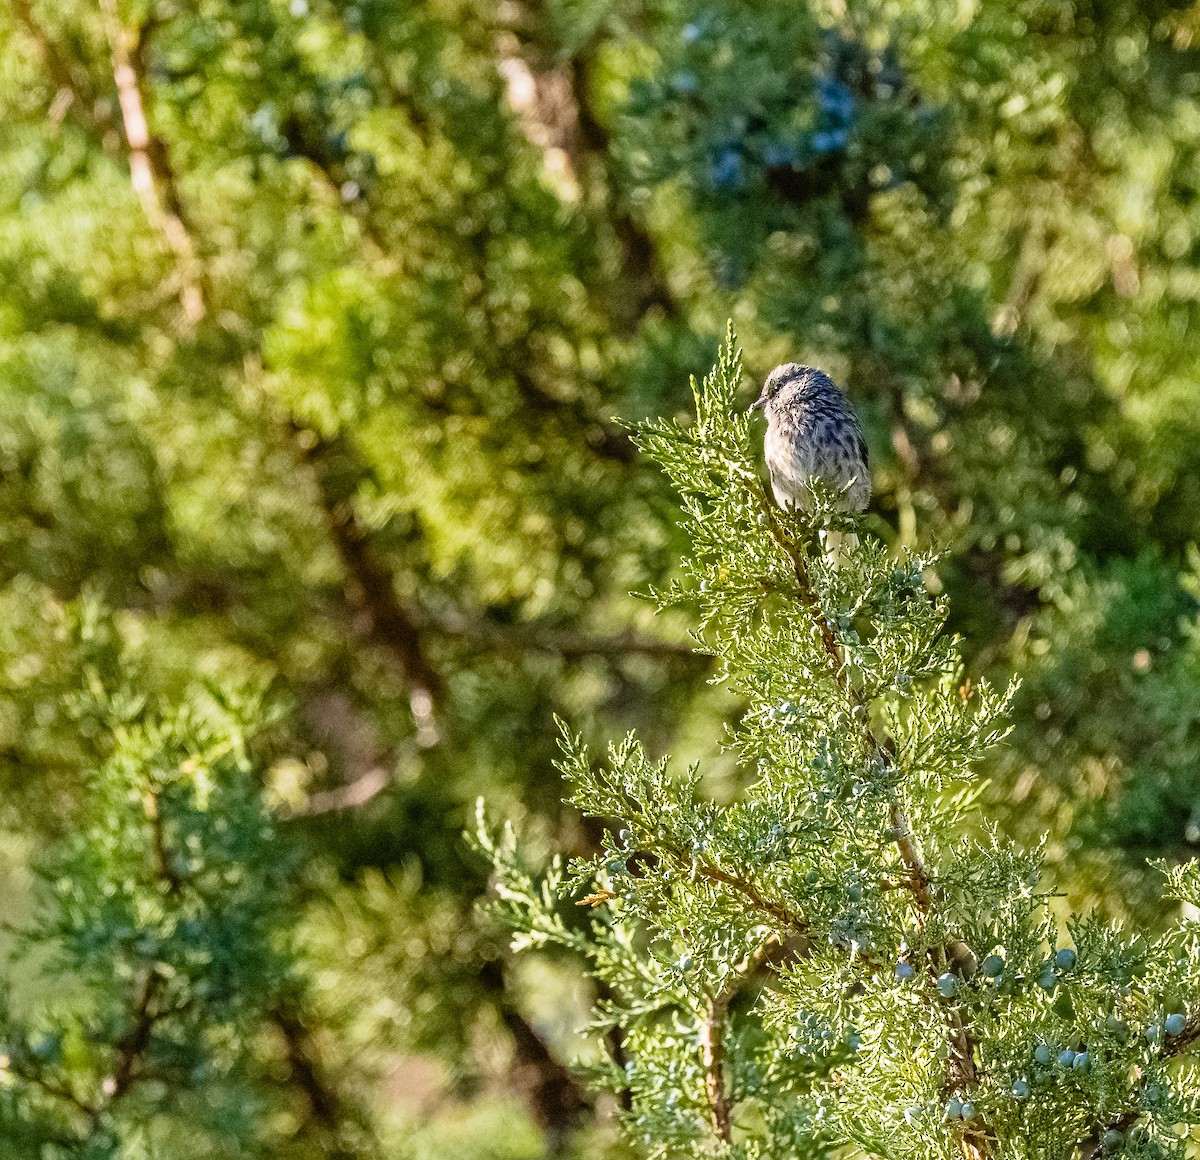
[750,363,837,414]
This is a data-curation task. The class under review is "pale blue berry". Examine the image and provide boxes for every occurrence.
[710,149,745,192]
[1011,1079,1030,1100]
[816,76,856,124]
[960,1100,975,1120]
[895,961,915,983]
[981,954,1005,978]
[810,128,849,154]
[936,972,959,998]
[1072,1051,1089,1071]
[670,72,699,96]
[1058,1049,1076,1067]
[1165,1012,1187,1036]
[1034,1044,1053,1065]
[1054,948,1077,971]
[30,1034,60,1062]
[763,141,797,167]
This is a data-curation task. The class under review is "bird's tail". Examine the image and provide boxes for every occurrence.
[819,528,859,569]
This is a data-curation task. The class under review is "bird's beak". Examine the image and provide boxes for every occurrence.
[748,394,766,412]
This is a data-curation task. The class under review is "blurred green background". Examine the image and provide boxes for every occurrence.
[3,0,1200,1155]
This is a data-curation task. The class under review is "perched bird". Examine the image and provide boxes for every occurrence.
[750,363,870,558]
[751,363,870,511]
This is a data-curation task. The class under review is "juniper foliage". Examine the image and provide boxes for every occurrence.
[0,671,304,1159]
[480,335,1200,1160]
[8,0,1200,1150]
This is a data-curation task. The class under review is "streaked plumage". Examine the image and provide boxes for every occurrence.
[752,363,870,513]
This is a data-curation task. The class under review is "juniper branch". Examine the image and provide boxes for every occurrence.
[9,0,114,140]
[4,1064,102,1133]
[1075,1011,1200,1160]
[761,490,988,1155]
[98,0,206,324]
[106,967,163,1100]
[701,933,809,1141]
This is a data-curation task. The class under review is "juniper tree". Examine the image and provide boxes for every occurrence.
[587,0,1200,888]
[9,1,1200,1151]
[0,0,701,1138]
[480,335,1200,1160]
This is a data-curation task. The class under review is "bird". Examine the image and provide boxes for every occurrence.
[750,363,870,559]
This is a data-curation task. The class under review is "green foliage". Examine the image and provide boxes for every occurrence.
[482,337,1200,1160]
[4,0,1200,1153]
[0,677,298,1158]
[1005,556,1200,856]
[625,6,954,272]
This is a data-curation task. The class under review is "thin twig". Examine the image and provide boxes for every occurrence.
[107,968,162,1098]
[287,423,442,743]
[762,495,934,903]
[8,968,173,1136]
[9,0,114,139]
[143,789,183,895]
[287,767,390,817]
[700,935,789,1142]
[271,1002,374,1160]
[655,844,888,969]
[761,495,935,899]
[763,506,845,683]
[888,801,934,912]
[691,856,807,931]
[7,1064,102,1130]
[477,960,590,1141]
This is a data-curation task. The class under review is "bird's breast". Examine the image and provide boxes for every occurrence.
[764,406,870,511]
[764,419,819,507]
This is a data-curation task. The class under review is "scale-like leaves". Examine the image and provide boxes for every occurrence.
[483,336,1200,1160]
